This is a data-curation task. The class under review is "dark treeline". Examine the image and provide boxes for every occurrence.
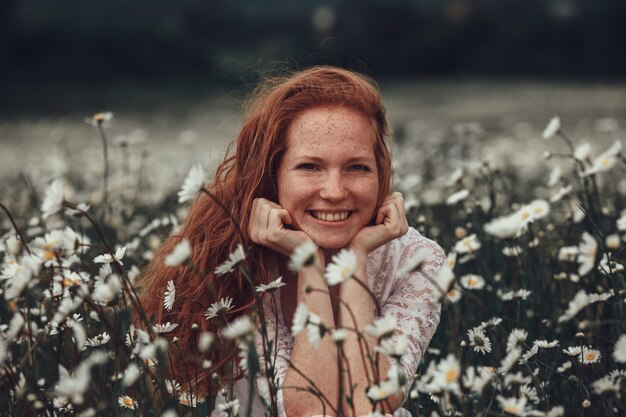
[2,0,626,87]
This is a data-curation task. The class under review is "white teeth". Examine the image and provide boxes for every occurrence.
[312,211,350,222]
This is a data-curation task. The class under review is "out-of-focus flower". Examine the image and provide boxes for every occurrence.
[198,332,214,353]
[558,290,612,322]
[497,395,529,416]
[542,117,561,140]
[288,240,318,272]
[598,254,624,276]
[454,234,481,254]
[214,244,245,275]
[592,375,620,395]
[617,209,626,231]
[605,234,620,250]
[217,398,240,416]
[432,354,461,390]
[85,112,113,127]
[574,143,592,160]
[164,239,191,266]
[306,317,323,347]
[84,332,110,347]
[325,249,357,285]
[365,314,397,339]
[484,212,527,239]
[152,322,179,334]
[447,286,462,303]
[255,276,286,293]
[366,378,399,402]
[550,186,572,203]
[376,334,409,357]
[222,315,253,341]
[534,339,559,348]
[204,297,234,320]
[177,164,205,203]
[547,166,561,187]
[460,274,485,290]
[41,179,65,219]
[581,347,601,364]
[577,232,598,276]
[506,329,528,352]
[55,351,108,405]
[467,328,492,354]
[93,246,126,265]
[121,363,140,388]
[291,303,309,336]
[613,335,626,363]
[163,280,176,312]
[500,289,531,301]
[580,140,622,177]
[445,189,469,205]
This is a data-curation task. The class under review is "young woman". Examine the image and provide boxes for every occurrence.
[138,66,446,417]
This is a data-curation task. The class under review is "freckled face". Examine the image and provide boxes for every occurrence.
[277,106,380,249]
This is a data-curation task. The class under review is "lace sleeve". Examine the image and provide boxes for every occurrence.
[379,230,446,405]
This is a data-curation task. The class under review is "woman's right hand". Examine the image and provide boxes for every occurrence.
[249,198,312,257]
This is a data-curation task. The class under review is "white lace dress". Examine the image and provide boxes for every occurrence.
[211,227,446,417]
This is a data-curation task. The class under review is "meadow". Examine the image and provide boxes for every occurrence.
[1,82,625,417]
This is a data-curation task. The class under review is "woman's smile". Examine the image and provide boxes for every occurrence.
[277,105,380,249]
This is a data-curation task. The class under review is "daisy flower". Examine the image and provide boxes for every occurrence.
[198,331,214,353]
[85,112,113,127]
[542,116,561,140]
[598,253,624,276]
[84,332,111,347]
[467,328,492,354]
[483,212,527,239]
[163,280,176,312]
[580,140,622,177]
[454,234,481,254]
[177,164,205,203]
[613,334,626,363]
[446,286,462,303]
[152,322,179,334]
[324,249,357,285]
[331,329,347,343]
[291,302,309,336]
[221,315,253,340]
[534,340,559,348]
[93,246,126,265]
[547,166,561,187]
[460,274,485,290]
[288,240,318,272]
[217,398,240,416]
[164,379,181,395]
[214,244,245,275]
[164,239,191,266]
[118,395,138,410]
[364,314,397,339]
[605,234,620,250]
[204,297,234,320]
[577,232,597,276]
[255,276,286,293]
[445,189,470,205]
[306,319,323,347]
[497,395,529,416]
[178,392,198,407]
[375,333,409,357]
[366,379,398,402]
[433,354,461,389]
[581,347,601,364]
[550,185,572,203]
[41,179,65,219]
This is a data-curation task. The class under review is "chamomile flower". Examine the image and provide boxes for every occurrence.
[497,395,529,416]
[375,333,409,357]
[446,286,462,303]
[581,347,601,364]
[41,179,65,219]
[217,398,240,416]
[397,248,431,279]
[152,322,179,334]
[163,280,176,312]
[93,246,126,265]
[467,328,492,354]
[291,303,309,336]
[214,244,245,275]
[84,332,111,347]
[460,274,485,290]
[86,112,113,127]
[221,315,253,340]
[118,395,138,410]
[505,330,527,354]
[177,164,205,204]
[204,297,234,320]
[454,234,481,254]
[613,334,626,363]
[445,189,470,205]
[255,276,286,293]
[288,240,318,272]
[164,239,191,266]
[365,314,397,339]
[324,249,357,285]
[542,116,561,140]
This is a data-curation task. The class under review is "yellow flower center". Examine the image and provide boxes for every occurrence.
[585,352,596,361]
[484,366,495,373]
[504,405,519,414]
[521,211,530,221]
[123,397,134,407]
[534,207,543,214]
[43,251,56,261]
[341,265,351,278]
[601,158,610,167]
[63,277,73,286]
[444,368,459,383]
[468,277,477,286]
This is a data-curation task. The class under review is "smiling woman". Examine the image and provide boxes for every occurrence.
[136,66,446,417]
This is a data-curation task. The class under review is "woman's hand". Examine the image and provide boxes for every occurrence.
[249,198,312,257]
[348,192,409,257]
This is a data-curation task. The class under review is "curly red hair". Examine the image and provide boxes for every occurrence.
[136,65,392,389]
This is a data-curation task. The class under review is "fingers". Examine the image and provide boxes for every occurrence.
[375,192,408,235]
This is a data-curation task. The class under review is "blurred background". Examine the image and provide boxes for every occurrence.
[1,0,625,201]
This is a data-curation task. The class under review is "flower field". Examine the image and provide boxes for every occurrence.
[1,106,625,417]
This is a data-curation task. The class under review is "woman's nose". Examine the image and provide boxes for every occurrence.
[319,172,347,201]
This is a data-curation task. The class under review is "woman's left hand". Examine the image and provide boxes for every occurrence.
[348,192,409,257]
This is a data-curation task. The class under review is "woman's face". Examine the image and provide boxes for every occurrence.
[277,105,380,250]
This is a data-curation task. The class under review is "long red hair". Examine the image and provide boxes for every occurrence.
[136,65,392,388]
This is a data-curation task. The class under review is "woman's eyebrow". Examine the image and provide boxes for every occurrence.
[292,155,375,163]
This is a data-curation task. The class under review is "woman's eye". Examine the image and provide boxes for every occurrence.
[296,163,318,170]
[350,164,371,172]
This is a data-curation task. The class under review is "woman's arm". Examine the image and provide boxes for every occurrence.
[282,258,342,417]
